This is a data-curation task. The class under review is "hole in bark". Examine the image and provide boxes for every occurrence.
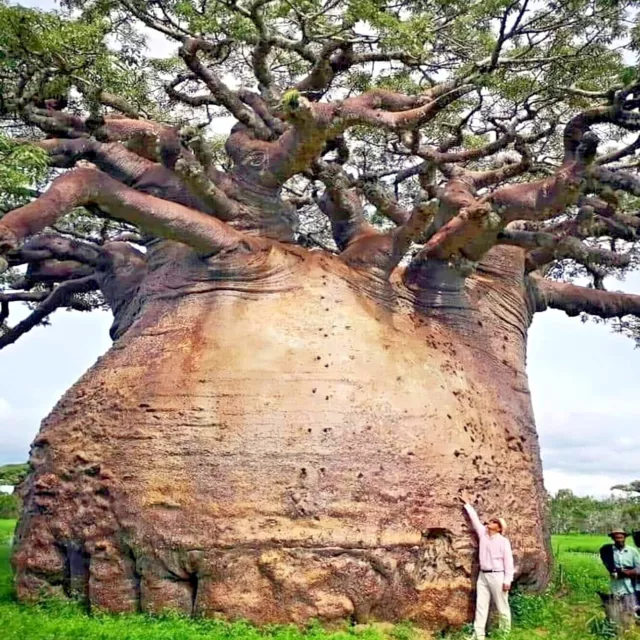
[300,468,307,477]
[189,572,199,616]
[422,527,452,540]
[63,542,90,602]
[320,468,326,474]
[454,450,461,457]
[312,388,317,393]
[122,545,142,612]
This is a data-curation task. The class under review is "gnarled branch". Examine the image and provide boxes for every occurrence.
[0,275,98,351]
[530,273,640,319]
[0,168,262,257]
[498,229,632,271]
[179,38,272,140]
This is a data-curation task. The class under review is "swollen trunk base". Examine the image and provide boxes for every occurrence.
[12,245,550,630]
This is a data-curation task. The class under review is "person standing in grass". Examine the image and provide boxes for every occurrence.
[599,529,640,615]
[460,492,514,640]
[635,530,640,611]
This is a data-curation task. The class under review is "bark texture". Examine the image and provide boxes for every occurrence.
[12,242,549,630]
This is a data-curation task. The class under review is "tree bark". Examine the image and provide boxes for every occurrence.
[12,243,550,630]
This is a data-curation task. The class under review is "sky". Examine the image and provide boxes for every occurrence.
[1,0,639,498]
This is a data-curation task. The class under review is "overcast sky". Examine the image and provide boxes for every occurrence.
[1,0,639,498]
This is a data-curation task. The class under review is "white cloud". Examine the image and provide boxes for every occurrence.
[0,307,113,464]
[543,470,631,497]
[529,271,640,497]
[0,398,44,463]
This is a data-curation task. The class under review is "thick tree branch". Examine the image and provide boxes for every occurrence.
[596,135,640,166]
[561,84,621,99]
[390,199,438,261]
[0,168,262,257]
[0,275,98,351]
[406,133,600,274]
[498,228,632,271]
[25,259,94,285]
[268,83,474,183]
[173,155,245,221]
[564,99,640,162]
[361,182,410,225]
[35,137,221,217]
[37,138,152,183]
[397,132,516,184]
[337,84,475,132]
[0,290,50,303]
[7,234,102,269]
[72,77,142,119]
[590,166,640,197]
[488,133,599,223]
[166,74,220,107]
[315,162,378,251]
[20,107,181,164]
[530,273,640,319]
[179,38,272,140]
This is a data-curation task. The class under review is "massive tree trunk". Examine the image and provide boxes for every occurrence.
[6,3,640,631]
[11,240,549,630]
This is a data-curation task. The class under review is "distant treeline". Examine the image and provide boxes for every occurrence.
[0,463,28,486]
[549,489,640,535]
[0,463,28,519]
[0,494,19,519]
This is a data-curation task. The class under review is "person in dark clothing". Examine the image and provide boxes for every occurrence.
[635,531,640,609]
[600,529,640,616]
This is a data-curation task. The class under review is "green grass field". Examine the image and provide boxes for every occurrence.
[0,520,638,639]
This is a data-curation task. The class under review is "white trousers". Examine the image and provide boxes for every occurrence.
[473,571,511,639]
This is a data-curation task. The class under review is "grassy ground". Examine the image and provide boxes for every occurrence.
[0,520,638,639]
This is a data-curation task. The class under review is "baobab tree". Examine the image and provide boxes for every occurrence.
[2,0,640,630]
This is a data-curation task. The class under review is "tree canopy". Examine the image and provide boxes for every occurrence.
[611,479,640,494]
[0,462,28,486]
[2,0,640,347]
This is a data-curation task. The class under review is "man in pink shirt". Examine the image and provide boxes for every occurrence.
[460,492,514,639]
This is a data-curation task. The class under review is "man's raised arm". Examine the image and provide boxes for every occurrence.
[460,493,485,537]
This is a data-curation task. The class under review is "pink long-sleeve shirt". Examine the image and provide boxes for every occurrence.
[464,503,515,585]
